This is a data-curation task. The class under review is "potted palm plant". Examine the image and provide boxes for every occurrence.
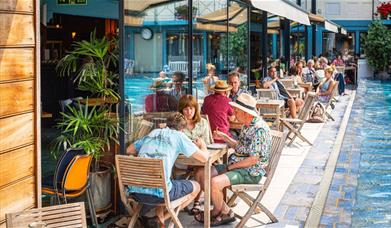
[252,68,262,88]
[53,31,120,215]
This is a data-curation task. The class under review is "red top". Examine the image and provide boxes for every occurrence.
[201,93,234,142]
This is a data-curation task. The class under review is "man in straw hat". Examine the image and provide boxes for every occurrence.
[195,93,271,226]
[201,80,236,143]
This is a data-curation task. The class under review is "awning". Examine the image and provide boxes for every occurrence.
[125,0,179,12]
[197,2,247,26]
[195,23,237,33]
[251,0,311,25]
[308,13,325,23]
[340,27,347,35]
[125,16,144,26]
[324,20,338,33]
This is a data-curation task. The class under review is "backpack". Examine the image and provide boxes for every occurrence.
[307,102,325,123]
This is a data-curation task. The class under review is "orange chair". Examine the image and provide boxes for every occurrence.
[42,154,98,227]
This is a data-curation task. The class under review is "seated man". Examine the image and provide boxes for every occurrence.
[201,80,235,143]
[263,67,304,119]
[228,71,246,102]
[126,112,209,227]
[169,71,187,101]
[194,93,272,226]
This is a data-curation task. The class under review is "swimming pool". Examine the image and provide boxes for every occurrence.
[351,79,391,227]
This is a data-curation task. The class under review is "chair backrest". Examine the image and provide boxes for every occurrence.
[115,155,169,204]
[297,92,317,121]
[264,130,286,187]
[62,154,92,191]
[324,81,338,109]
[6,202,87,228]
[53,148,84,189]
[279,79,294,89]
[256,89,278,100]
[169,61,188,73]
[201,114,214,144]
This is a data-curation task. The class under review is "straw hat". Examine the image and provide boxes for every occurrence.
[229,93,259,117]
[211,80,232,92]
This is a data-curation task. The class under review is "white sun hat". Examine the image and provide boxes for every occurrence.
[229,93,259,117]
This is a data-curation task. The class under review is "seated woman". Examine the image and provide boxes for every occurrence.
[178,94,213,145]
[317,66,335,103]
[203,63,219,95]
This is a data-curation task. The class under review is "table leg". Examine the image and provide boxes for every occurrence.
[204,160,211,228]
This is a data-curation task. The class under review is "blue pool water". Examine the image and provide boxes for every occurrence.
[352,80,391,227]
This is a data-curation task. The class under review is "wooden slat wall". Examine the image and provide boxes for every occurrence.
[0,0,39,225]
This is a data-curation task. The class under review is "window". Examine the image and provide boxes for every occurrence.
[325,3,340,16]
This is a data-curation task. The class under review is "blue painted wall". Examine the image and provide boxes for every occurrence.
[45,0,118,22]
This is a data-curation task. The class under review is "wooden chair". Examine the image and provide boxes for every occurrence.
[256,89,278,100]
[115,155,194,228]
[226,130,286,227]
[323,81,338,121]
[42,154,98,227]
[6,202,87,228]
[279,78,294,89]
[201,114,214,144]
[280,92,317,146]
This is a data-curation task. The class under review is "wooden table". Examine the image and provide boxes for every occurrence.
[256,99,285,129]
[176,146,228,228]
[287,88,302,99]
[79,97,118,106]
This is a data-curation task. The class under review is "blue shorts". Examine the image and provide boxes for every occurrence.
[131,180,193,215]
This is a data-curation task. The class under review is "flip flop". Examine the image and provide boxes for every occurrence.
[194,209,214,223]
[211,209,236,226]
[188,201,201,215]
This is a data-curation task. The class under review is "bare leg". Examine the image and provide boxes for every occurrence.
[288,99,297,118]
[210,174,231,216]
[194,166,219,201]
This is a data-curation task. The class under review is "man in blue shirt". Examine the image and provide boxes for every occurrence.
[126,112,208,226]
[262,67,304,118]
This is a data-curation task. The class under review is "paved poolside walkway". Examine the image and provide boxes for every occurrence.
[178,90,354,227]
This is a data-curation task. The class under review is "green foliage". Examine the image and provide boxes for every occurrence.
[363,20,391,72]
[51,101,119,169]
[54,31,120,170]
[56,31,119,100]
[220,24,248,68]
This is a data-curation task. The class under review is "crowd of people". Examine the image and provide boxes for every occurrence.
[125,55,352,226]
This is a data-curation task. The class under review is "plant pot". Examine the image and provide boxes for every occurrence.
[90,164,112,211]
[255,79,261,88]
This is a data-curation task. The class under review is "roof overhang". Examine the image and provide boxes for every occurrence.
[340,27,347,35]
[251,0,311,25]
[324,20,339,33]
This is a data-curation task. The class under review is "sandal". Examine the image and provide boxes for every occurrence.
[211,210,236,226]
[194,209,214,223]
[188,201,201,215]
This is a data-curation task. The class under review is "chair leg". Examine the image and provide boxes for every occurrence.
[227,193,238,207]
[86,188,98,227]
[256,203,278,223]
[128,204,142,228]
[326,112,335,121]
[167,208,183,228]
[238,192,262,214]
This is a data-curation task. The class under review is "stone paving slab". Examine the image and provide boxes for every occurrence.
[177,92,353,227]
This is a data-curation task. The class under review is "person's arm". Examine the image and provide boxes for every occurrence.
[319,80,335,96]
[126,144,137,155]
[126,137,146,155]
[213,129,237,148]
[262,78,277,89]
[227,156,259,170]
[180,134,209,164]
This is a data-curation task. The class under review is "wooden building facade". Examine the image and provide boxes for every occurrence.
[0,0,41,226]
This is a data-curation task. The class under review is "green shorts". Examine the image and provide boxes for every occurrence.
[214,164,262,185]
